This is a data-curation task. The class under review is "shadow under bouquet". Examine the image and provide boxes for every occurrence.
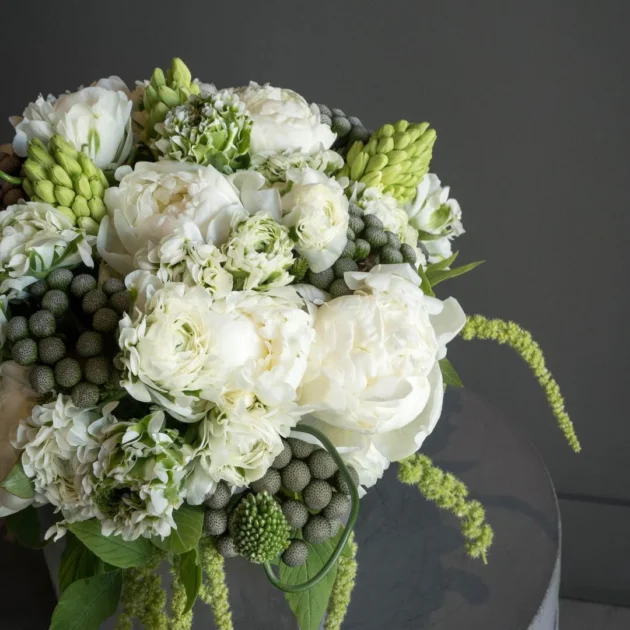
[0,58,580,630]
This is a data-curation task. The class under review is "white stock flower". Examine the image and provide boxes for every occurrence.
[11,79,133,170]
[298,265,466,488]
[223,213,295,290]
[236,82,336,155]
[142,222,233,298]
[0,202,95,298]
[185,401,298,501]
[406,174,464,263]
[281,168,349,272]
[0,362,38,517]
[98,161,248,275]
[13,395,104,526]
[360,187,419,248]
[91,411,193,540]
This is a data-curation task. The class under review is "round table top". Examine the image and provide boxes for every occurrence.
[214,389,561,630]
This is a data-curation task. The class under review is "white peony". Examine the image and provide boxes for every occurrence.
[0,362,38,517]
[98,161,248,275]
[11,79,133,170]
[298,265,466,488]
[185,400,298,501]
[281,168,349,272]
[0,202,95,298]
[13,395,105,527]
[406,174,464,263]
[236,82,336,155]
[140,222,233,298]
[91,410,194,541]
[223,213,295,290]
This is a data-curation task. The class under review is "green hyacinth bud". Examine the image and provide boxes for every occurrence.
[170,58,193,88]
[71,195,91,217]
[88,197,106,221]
[27,139,55,167]
[89,179,105,199]
[56,206,77,225]
[54,185,75,208]
[23,160,47,182]
[55,152,82,177]
[34,180,56,204]
[49,164,73,189]
[49,135,79,158]
[78,216,100,235]
[78,153,98,178]
[73,175,93,200]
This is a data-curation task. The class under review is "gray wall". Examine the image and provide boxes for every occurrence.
[2,0,629,604]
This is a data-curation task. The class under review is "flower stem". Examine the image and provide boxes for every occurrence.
[0,169,22,185]
[198,538,234,630]
[263,423,360,593]
[398,454,494,563]
[460,314,581,452]
[324,532,358,630]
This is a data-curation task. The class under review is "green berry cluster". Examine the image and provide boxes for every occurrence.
[317,104,371,154]
[6,269,131,407]
[306,204,417,296]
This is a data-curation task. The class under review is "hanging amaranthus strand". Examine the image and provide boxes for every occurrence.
[460,314,581,452]
[398,454,494,563]
[170,555,194,630]
[324,532,358,630]
[198,538,234,630]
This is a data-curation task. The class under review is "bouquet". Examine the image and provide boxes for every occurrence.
[0,58,580,630]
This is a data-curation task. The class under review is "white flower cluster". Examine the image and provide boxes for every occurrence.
[3,63,468,544]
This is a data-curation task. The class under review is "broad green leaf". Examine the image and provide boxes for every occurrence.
[179,548,202,613]
[279,530,346,630]
[0,459,34,499]
[59,534,109,593]
[50,570,122,630]
[4,505,43,549]
[152,504,203,555]
[439,358,464,388]
[416,265,435,297]
[427,260,484,286]
[425,251,459,273]
[68,519,154,569]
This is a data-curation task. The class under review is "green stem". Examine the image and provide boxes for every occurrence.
[0,170,22,185]
[263,424,360,593]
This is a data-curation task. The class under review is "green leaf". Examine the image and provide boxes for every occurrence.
[0,459,34,499]
[59,534,109,593]
[426,260,484,286]
[179,548,202,613]
[279,530,345,630]
[416,265,435,297]
[67,519,154,569]
[152,504,203,555]
[49,570,122,630]
[425,251,459,273]
[439,358,464,388]
[4,505,44,549]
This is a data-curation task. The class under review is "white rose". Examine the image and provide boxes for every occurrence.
[281,168,349,272]
[0,202,95,298]
[97,161,248,275]
[237,82,336,155]
[11,79,133,170]
[406,174,464,263]
[298,265,465,488]
[0,362,38,517]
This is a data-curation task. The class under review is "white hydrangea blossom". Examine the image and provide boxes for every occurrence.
[90,411,194,541]
[360,187,419,248]
[13,395,105,528]
[223,213,295,290]
[0,202,95,298]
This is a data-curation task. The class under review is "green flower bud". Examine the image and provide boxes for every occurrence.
[56,207,77,225]
[49,165,73,189]
[78,217,99,235]
[50,135,79,158]
[71,195,90,217]
[170,58,193,87]
[89,179,105,199]
[34,180,56,204]
[54,185,76,208]
[27,139,55,167]
[23,160,47,182]
[55,152,83,177]
[88,198,106,222]
[78,153,98,178]
[158,85,181,108]
[73,175,93,200]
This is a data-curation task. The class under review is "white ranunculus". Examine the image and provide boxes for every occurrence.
[0,202,95,298]
[298,265,466,488]
[236,82,336,155]
[281,168,349,272]
[13,395,105,527]
[184,400,298,501]
[360,187,419,248]
[98,161,248,275]
[0,362,38,517]
[91,410,193,541]
[406,174,464,263]
[11,79,133,170]
[223,213,295,290]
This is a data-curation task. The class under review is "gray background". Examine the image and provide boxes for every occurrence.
[1,0,628,607]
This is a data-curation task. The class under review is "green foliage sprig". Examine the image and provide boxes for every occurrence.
[198,538,234,630]
[324,533,358,630]
[398,454,494,563]
[460,314,581,452]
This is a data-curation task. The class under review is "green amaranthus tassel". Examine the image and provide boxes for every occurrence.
[398,454,494,563]
[324,532,358,630]
[199,538,234,630]
[170,555,194,630]
[460,314,581,453]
